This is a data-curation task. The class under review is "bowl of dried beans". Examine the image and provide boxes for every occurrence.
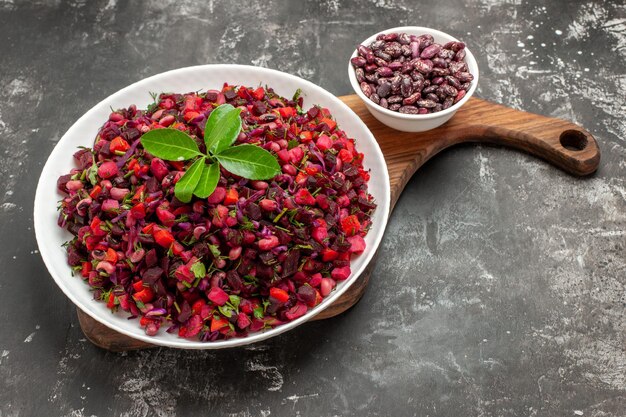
[34,65,390,349]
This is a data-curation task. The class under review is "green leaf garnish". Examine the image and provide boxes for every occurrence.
[174,157,205,203]
[215,144,281,180]
[141,128,202,161]
[139,102,280,202]
[193,162,220,199]
[204,104,242,154]
[190,260,206,279]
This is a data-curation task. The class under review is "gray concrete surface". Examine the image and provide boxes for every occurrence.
[1,0,625,416]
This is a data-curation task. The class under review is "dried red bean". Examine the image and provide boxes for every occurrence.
[379,98,389,108]
[374,49,392,61]
[374,57,388,67]
[431,67,449,77]
[388,61,403,71]
[403,92,421,105]
[410,41,420,59]
[370,93,381,105]
[364,72,379,83]
[449,61,467,74]
[389,103,401,111]
[454,89,466,103]
[420,44,441,59]
[401,62,413,73]
[351,56,366,67]
[432,76,445,85]
[454,49,466,62]
[445,75,462,89]
[401,44,411,56]
[371,39,386,50]
[418,108,428,114]
[443,97,455,109]
[438,49,455,60]
[390,75,402,93]
[414,59,433,74]
[398,32,411,45]
[358,45,372,57]
[410,71,424,82]
[384,42,402,58]
[418,34,434,48]
[366,52,375,64]
[376,82,391,98]
[422,85,438,95]
[434,104,443,112]
[432,57,448,68]
[360,82,373,97]
[387,95,403,104]
[455,72,474,82]
[399,105,419,114]
[441,84,458,97]
[376,66,394,77]
[461,82,471,90]
[425,93,439,102]
[382,33,398,41]
[364,63,377,73]
[417,99,437,108]
[355,68,365,83]
[400,77,413,97]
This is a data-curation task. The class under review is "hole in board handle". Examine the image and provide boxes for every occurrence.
[560,130,588,151]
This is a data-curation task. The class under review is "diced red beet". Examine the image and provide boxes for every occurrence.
[97,161,118,179]
[208,287,229,306]
[347,235,366,254]
[285,302,308,320]
[331,266,351,281]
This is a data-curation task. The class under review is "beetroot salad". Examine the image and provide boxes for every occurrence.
[57,84,376,341]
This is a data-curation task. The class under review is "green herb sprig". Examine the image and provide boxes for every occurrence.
[140,104,281,203]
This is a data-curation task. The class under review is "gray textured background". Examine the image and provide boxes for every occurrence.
[1,0,625,416]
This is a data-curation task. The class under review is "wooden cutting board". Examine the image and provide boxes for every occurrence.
[76,95,601,351]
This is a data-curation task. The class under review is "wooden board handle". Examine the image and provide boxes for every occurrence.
[448,99,600,177]
[76,95,601,351]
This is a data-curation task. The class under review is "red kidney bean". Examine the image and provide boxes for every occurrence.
[376,66,393,77]
[364,63,377,73]
[420,44,442,59]
[398,32,411,45]
[432,76,444,85]
[376,82,391,98]
[414,59,434,74]
[455,72,474,82]
[403,92,421,105]
[410,41,420,58]
[374,49,392,61]
[399,105,420,114]
[400,77,413,97]
[445,75,462,89]
[351,31,473,114]
[441,84,458,97]
[360,82,373,97]
[355,68,365,83]
[443,97,455,109]
[364,72,379,83]
[351,56,366,67]
[417,99,437,108]
[432,57,448,68]
[388,61,403,71]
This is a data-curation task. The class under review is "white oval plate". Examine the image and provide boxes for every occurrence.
[34,65,390,349]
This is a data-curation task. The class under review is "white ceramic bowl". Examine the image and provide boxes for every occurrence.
[348,26,479,132]
[34,65,390,349]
